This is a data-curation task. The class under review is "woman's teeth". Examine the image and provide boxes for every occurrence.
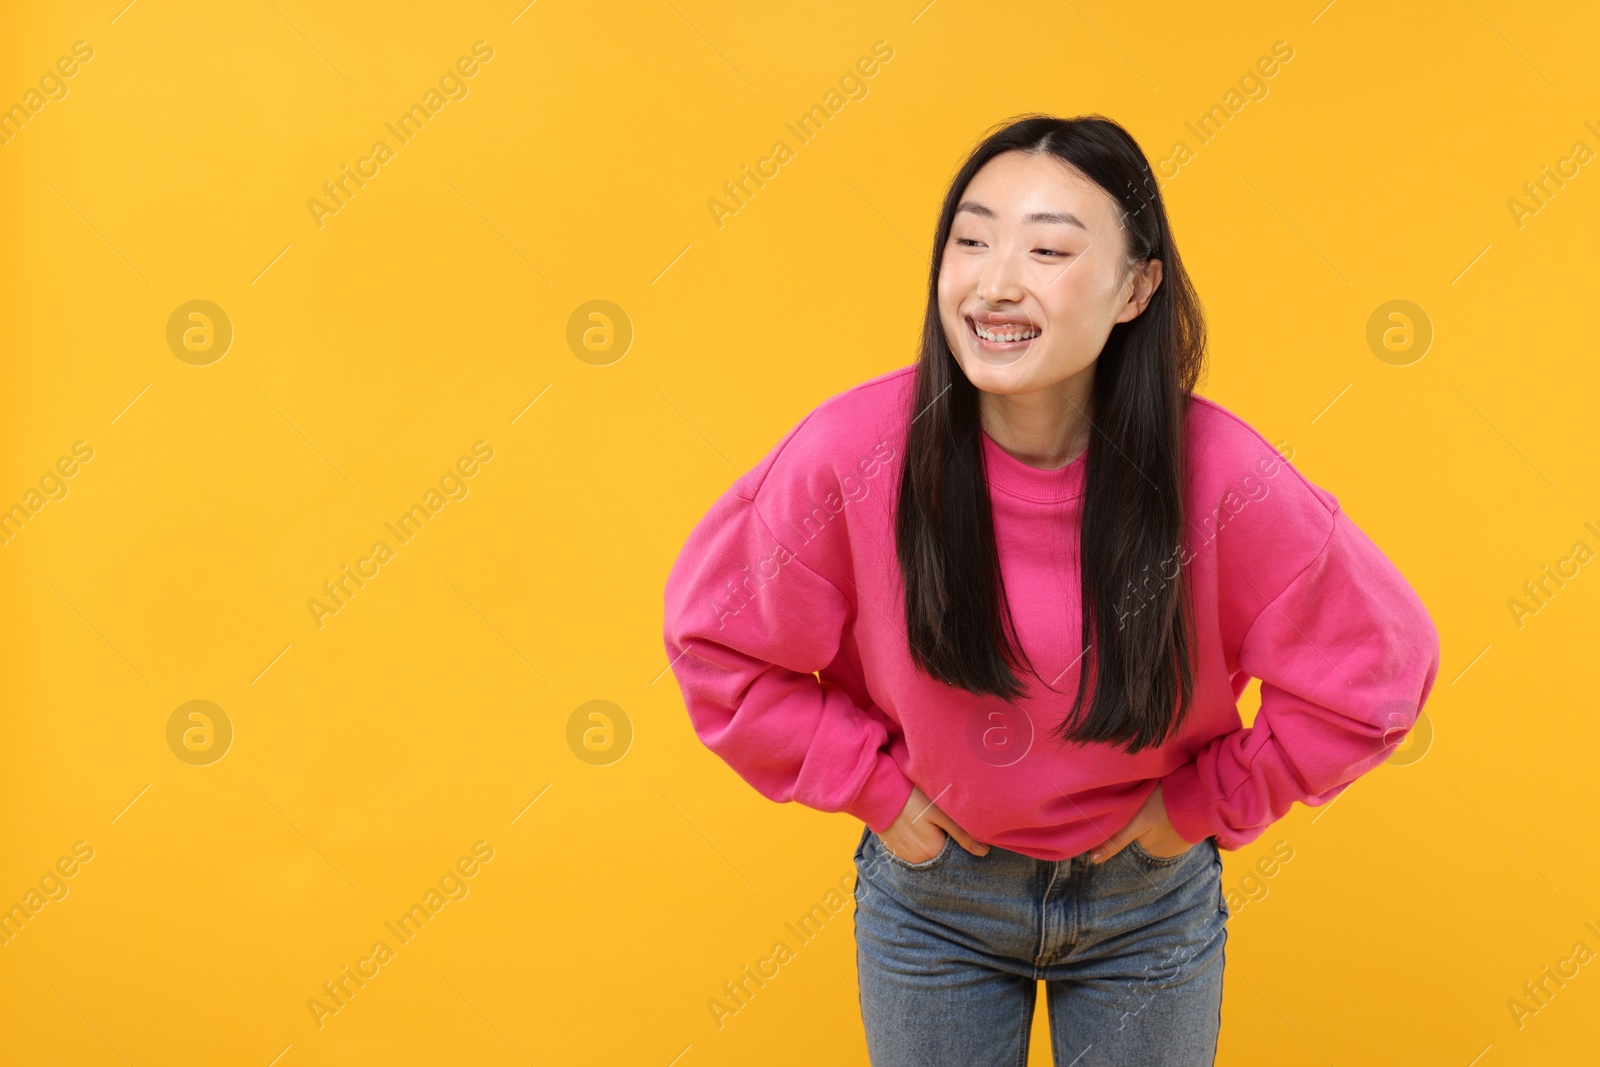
[971,319,1040,342]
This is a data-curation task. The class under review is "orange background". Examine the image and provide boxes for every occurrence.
[1,1,1597,1063]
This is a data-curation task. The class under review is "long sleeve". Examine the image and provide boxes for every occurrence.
[1159,506,1442,850]
[662,483,917,833]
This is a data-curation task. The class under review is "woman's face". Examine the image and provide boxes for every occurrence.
[937,150,1161,397]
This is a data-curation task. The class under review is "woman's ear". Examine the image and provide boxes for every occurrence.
[1118,258,1163,322]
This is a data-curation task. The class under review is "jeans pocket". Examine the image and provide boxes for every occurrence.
[878,831,956,871]
[1126,837,1194,869]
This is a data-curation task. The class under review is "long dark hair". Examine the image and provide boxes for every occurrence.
[895,114,1207,755]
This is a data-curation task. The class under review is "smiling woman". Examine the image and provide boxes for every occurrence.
[933,149,1162,469]
[663,112,1440,1067]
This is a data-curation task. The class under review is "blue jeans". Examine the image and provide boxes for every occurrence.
[853,823,1228,1066]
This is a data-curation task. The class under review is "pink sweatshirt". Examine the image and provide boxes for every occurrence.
[661,364,1441,859]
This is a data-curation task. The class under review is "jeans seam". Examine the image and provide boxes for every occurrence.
[1016,979,1035,1067]
[1033,860,1062,972]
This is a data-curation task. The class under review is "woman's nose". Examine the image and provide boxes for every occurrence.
[977,261,1024,304]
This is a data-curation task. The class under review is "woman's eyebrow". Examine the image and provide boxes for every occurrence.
[955,201,1089,230]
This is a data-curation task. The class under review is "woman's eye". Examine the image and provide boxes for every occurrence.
[953,238,1068,257]
[953,237,1070,257]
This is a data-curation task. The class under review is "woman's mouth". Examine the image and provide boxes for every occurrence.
[968,316,1040,350]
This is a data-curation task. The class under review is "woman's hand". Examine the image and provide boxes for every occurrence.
[877,785,991,863]
[1090,783,1199,863]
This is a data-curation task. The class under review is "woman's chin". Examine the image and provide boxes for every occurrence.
[955,348,1038,389]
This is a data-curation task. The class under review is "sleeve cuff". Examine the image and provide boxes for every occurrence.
[845,749,916,833]
[1159,761,1217,845]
